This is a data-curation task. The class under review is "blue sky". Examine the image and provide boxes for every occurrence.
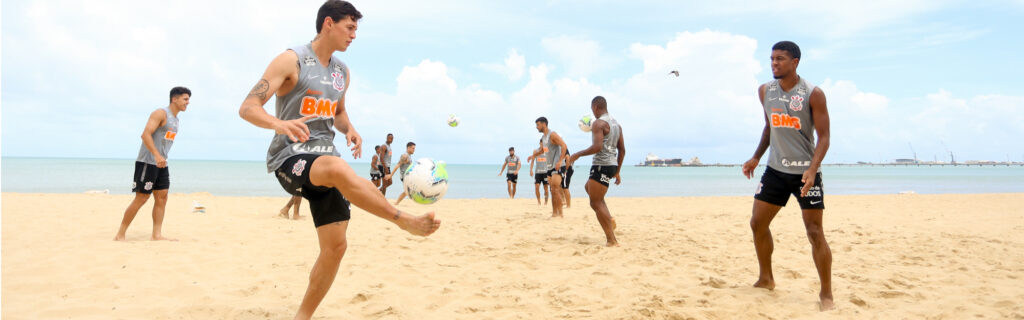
[2,0,1023,165]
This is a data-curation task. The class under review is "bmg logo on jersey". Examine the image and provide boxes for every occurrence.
[300,96,338,118]
[770,113,802,130]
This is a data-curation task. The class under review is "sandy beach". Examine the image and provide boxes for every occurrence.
[2,192,1022,319]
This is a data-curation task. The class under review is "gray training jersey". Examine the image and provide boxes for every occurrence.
[542,131,562,171]
[762,78,817,175]
[265,43,349,172]
[398,153,412,178]
[505,155,520,172]
[137,107,178,165]
[533,148,548,173]
[593,114,621,166]
[381,144,393,168]
[370,155,381,174]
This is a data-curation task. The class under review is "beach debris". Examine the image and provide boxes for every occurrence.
[192,201,206,213]
[898,191,917,195]
[84,189,109,194]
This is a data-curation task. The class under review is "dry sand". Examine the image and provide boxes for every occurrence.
[2,192,1023,319]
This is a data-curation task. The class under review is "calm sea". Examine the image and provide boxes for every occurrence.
[2,157,1023,198]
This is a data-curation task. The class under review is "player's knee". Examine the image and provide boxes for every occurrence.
[750,217,768,232]
[153,193,168,204]
[321,239,348,260]
[804,225,824,242]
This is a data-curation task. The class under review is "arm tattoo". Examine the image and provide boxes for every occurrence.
[393,210,402,221]
[247,79,270,101]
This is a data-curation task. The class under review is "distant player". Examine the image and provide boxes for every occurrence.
[114,86,191,241]
[237,2,439,318]
[531,117,569,217]
[528,140,549,205]
[389,142,416,205]
[569,96,623,247]
[380,133,395,195]
[741,41,833,311]
[370,145,382,188]
[560,149,574,208]
[498,147,521,198]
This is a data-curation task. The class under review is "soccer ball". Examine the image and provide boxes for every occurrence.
[447,114,459,127]
[578,114,594,132]
[403,158,449,204]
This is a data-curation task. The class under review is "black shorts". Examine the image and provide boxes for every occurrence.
[275,154,352,227]
[754,166,825,210]
[589,165,618,187]
[506,173,518,184]
[534,172,549,185]
[561,166,575,189]
[547,166,566,179]
[376,165,385,175]
[370,173,382,180]
[132,161,170,194]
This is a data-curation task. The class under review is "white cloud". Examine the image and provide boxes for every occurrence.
[478,49,526,81]
[541,36,617,78]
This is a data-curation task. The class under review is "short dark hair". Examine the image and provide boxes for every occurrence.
[535,117,548,125]
[509,147,515,151]
[374,145,380,151]
[591,96,607,110]
[407,142,416,148]
[772,41,801,60]
[316,0,362,33]
[387,133,393,137]
[169,86,191,103]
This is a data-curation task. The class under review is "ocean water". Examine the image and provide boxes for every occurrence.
[2,157,1023,198]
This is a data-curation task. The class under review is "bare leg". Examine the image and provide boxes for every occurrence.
[549,173,564,217]
[535,183,542,205]
[585,180,618,246]
[750,199,782,290]
[114,192,151,241]
[511,182,517,198]
[507,181,513,198]
[395,191,407,205]
[380,171,392,196]
[563,187,571,208]
[294,221,349,320]
[289,156,439,319]
[543,183,549,205]
[150,189,175,241]
[802,209,834,311]
[292,196,302,220]
[280,197,295,218]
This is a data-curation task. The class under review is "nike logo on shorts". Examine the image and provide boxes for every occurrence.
[810,200,822,205]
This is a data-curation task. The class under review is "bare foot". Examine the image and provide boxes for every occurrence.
[752,279,775,290]
[399,212,441,236]
[606,241,620,247]
[113,234,126,241]
[819,295,835,311]
[151,235,178,241]
[278,208,290,218]
[291,214,302,220]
